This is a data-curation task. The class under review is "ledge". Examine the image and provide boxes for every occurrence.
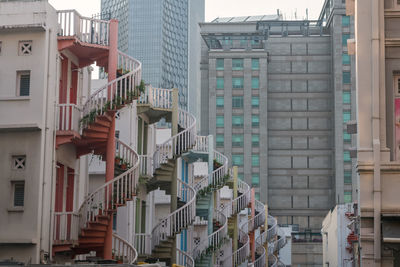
[0,96,30,101]
[0,123,41,132]
[0,238,36,244]
[7,207,24,212]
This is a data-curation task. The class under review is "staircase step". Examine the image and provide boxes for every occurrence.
[78,236,105,244]
[87,222,108,232]
[94,117,111,128]
[87,124,110,133]
[83,130,109,139]
[81,228,106,238]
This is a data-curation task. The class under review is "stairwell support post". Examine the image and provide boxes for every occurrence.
[233,166,238,253]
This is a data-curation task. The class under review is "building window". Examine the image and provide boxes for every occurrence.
[344,151,351,162]
[252,58,259,70]
[252,154,259,166]
[18,40,32,56]
[12,155,26,170]
[232,135,243,147]
[252,173,260,186]
[216,96,224,107]
[343,131,351,143]
[342,53,350,65]
[344,191,352,203]
[342,34,350,46]
[255,192,260,200]
[216,58,224,70]
[216,134,224,147]
[342,16,350,26]
[232,115,244,127]
[252,135,259,147]
[252,115,259,127]
[232,77,244,89]
[252,77,259,89]
[252,96,259,108]
[216,77,224,89]
[343,111,351,123]
[232,96,243,108]
[237,173,244,180]
[17,71,30,96]
[344,171,352,184]
[343,72,351,84]
[232,154,244,166]
[343,91,351,104]
[13,181,25,207]
[232,58,244,70]
[216,116,224,127]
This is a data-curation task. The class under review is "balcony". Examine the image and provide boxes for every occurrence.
[52,212,79,252]
[56,104,81,147]
[137,86,174,124]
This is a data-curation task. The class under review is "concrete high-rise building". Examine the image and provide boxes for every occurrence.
[101,0,204,115]
[200,1,356,265]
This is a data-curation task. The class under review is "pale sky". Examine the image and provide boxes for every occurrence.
[49,0,325,21]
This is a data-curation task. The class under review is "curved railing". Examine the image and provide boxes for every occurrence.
[193,135,209,153]
[78,139,139,230]
[112,233,138,264]
[248,200,266,231]
[82,51,142,120]
[273,228,287,253]
[254,233,266,267]
[177,248,195,267]
[267,215,278,242]
[138,85,173,109]
[151,178,196,251]
[268,254,278,267]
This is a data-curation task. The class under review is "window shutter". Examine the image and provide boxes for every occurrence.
[14,182,25,207]
[20,74,30,96]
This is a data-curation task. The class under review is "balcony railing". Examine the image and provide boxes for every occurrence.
[177,248,194,267]
[139,155,153,177]
[112,233,137,264]
[193,135,209,153]
[57,104,81,132]
[133,233,152,255]
[53,212,79,244]
[138,85,173,110]
[57,10,110,46]
[267,215,278,242]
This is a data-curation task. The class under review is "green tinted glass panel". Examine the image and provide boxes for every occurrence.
[343,131,351,143]
[255,193,260,201]
[342,16,350,26]
[216,96,224,107]
[232,116,244,127]
[232,135,244,147]
[252,77,259,89]
[217,77,224,89]
[252,115,259,127]
[344,151,351,162]
[344,171,352,184]
[216,116,224,127]
[252,58,259,70]
[252,174,260,186]
[344,191,352,203]
[216,58,224,70]
[216,134,224,147]
[238,173,244,180]
[343,72,351,84]
[343,111,351,123]
[342,33,350,46]
[232,77,244,88]
[232,155,244,166]
[232,96,244,108]
[252,155,259,166]
[252,135,259,147]
[252,97,259,107]
[232,58,244,70]
[343,91,351,104]
[342,54,350,65]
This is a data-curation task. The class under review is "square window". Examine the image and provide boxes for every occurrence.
[13,182,25,207]
[343,72,351,84]
[216,116,224,127]
[216,77,224,89]
[232,96,243,108]
[19,40,32,56]
[344,171,352,184]
[252,135,259,147]
[232,115,244,127]
[342,53,350,65]
[252,77,259,89]
[342,16,350,26]
[232,155,243,166]
[216,58,224,70]
[255,192,260,201]
[344,151,351,162]
[342,34,350,46]
[252,174,260,186]
[17,71,30,96]
[232,58,244,70]
[344,191,352,203]
[232,77,244,89]
[216,134,224,147]
[343,131,351,143]
[12,155,26,170]
[252,154,259,166]
[343,111,351,123]
[216,96,224,107]
[343,91,351,104]
[252,58,259,70]
[232,135,243,147]
[252,97,259,108]
[252,115,259,127]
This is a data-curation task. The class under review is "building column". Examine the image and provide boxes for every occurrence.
[233,166,238,253]
[171,88,179,264]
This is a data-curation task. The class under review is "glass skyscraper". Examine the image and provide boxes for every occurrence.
[101,0,204,112]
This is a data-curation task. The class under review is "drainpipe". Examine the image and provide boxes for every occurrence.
[171,88,179,264]
[371,0,381,262]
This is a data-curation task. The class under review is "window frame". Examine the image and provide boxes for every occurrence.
[251,58,259,70]
[232,135,244,147]
[216,77,224,89]
[252,135,260,147]
[12,181,25,208]
[251,77,259,89]
[216,58,224,70]
[232,96,244,108]
[252,96,259,108]
[216,116,224,128]
[16,70,31,97]
[252,115,260,127]
[252,154,260,167]
[232,154,244,166]
[232,77,244,89]
[232,58,244,70]
[216,134,224,147]
[216,96,224,108]
[232,115,244,127]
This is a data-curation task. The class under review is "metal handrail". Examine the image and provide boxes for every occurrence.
[177,248,195,267]
[112,233,137,264]
[138,85,173,109]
